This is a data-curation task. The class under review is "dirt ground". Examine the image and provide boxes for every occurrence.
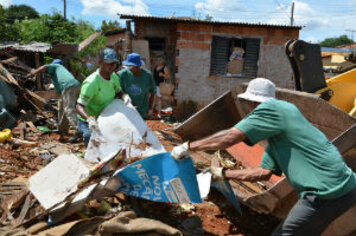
[0,120,279,235]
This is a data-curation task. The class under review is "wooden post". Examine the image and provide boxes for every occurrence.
[124,20,133,60]
[35,53,42,90]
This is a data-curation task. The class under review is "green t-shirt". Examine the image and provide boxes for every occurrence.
[235,99,356,200]
[118,68,156,118]
[77,70,121,121]
[46,64,80,94]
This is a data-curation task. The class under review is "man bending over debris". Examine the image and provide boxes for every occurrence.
[118,53,156,119]
[29,59,81,143]
[76,48,130,147]
[171,78,356,235]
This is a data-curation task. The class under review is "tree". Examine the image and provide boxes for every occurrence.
[0,5,20,41]
[5,4,39,23]
[100,20,122,33]
[319,35,354,48]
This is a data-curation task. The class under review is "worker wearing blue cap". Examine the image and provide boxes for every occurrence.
[118,53,156,119]
[76,48,131,147]
[29,59,81,143]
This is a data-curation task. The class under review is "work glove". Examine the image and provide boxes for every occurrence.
[171,141,189,161]
[122,94,132,105]
[210,166,225,181]
[210,156,225,181]
[87,116,99,131]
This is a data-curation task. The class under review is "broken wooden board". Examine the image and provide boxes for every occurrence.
[29,154,91,210]
[0,63,47,111]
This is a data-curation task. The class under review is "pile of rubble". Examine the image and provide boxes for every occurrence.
[0,118,279,236]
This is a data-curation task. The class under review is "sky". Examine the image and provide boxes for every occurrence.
[1,0,355,43]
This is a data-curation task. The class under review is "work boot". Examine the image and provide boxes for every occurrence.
[68,131,82,143]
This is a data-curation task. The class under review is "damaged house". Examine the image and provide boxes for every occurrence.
[120,15,301,117]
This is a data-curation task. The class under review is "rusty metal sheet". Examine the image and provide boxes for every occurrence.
[175,91,242,140]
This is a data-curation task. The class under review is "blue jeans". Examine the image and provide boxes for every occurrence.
[78,119,91,147]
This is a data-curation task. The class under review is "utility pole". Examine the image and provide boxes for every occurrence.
[290,1,295,26]
[63,0,67,20]
[345,29,356,41]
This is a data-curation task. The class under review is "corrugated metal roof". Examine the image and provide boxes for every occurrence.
[321,47,352,53]
[0,42,51,52]
[0,42,78,55]
[119,14,302,30]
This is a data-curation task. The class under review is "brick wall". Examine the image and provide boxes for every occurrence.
[175,22,299,108]
[134,20,177,81]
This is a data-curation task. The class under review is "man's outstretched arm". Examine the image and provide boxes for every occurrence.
[171,127,246,160]
[190,127,246,151]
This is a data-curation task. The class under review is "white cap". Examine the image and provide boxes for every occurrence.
[238,78,276,103]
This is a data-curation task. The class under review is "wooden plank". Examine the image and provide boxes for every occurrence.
[63,32,101,63]
[0,63,20,86]
[78,32,101,52]
[35,53,42,90]
[1,57,18,64]
[13,193,31,226]
[18,122,26,140]
[26,122,38,133]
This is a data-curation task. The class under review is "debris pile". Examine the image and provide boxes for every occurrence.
[0,54,279,235]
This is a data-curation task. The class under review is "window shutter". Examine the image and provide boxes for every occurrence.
[243,38,260,77]
[210,36,230,75]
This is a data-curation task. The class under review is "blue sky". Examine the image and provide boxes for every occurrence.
[1,0,355,43]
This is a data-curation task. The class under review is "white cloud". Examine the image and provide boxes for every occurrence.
[0,0,12,7]
[267,1,328,30]
[194,0,248,21]
[81,0,150,18]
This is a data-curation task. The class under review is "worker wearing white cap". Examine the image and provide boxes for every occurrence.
[171,78,356,235]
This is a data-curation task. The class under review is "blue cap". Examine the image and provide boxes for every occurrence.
[52,59,63,65]
[123,53,145,67]
[101,48,119,64]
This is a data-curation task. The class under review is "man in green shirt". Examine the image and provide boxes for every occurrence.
[171,78,356,235]
[29,59,81,142]
[76,48,130,147]
[118,53,156,119]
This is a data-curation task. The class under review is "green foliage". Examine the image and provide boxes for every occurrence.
[12,12,82,43]
[43,55,54,65]
[319,35,354,48]
[5,4,39,23]
[0,5,20,41]
[0,4,107,77]
[101,20,122,33]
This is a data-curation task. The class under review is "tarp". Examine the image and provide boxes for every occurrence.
[85,99,166,163]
